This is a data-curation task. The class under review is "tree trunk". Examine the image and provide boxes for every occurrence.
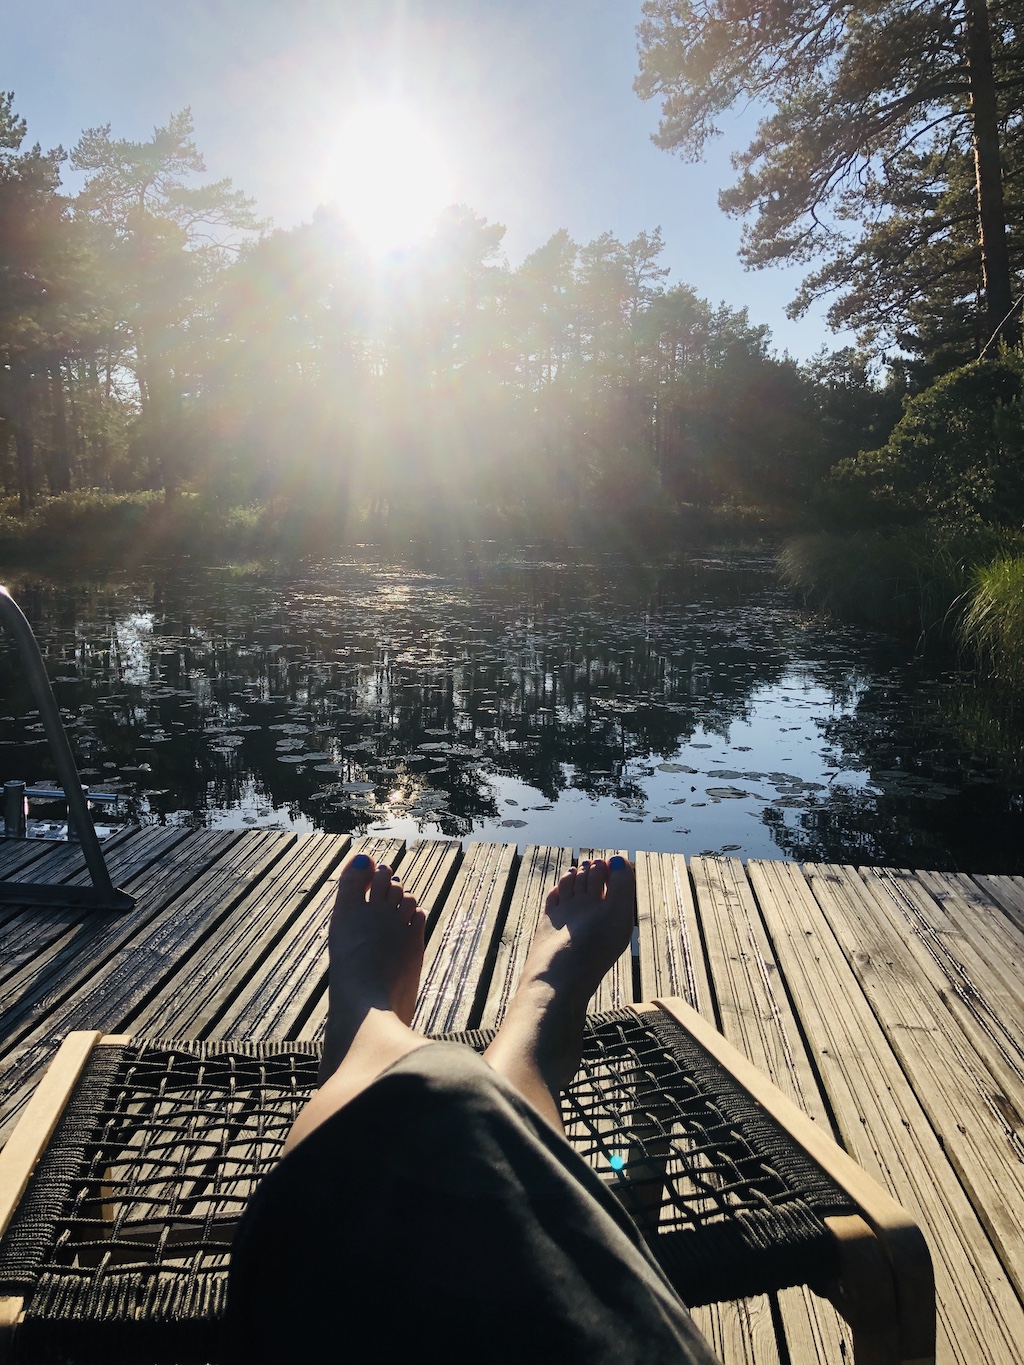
[14,424,34,514]
[48,363,72,494]
[12,366,35,513]
[964,0,1020,348]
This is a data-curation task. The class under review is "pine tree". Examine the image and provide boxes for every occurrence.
[636,0,1024,355]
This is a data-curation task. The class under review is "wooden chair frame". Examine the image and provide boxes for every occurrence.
[645,999,935,1365]
[0,1000,936,1365]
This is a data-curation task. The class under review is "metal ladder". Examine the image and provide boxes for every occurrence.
[0,585,134,912]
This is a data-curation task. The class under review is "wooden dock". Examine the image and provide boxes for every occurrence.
[2,826,1024,1363]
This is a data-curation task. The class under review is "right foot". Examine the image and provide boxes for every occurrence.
[484,858,636,1121]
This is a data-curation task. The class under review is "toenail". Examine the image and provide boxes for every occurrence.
[609,855,627,870]
[351,853,372,870]
[581,860,590,867]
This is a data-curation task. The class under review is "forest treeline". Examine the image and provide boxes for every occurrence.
[637,0,1024,686]
[0,93,904,551]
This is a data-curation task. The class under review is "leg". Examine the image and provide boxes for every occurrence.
[484,856,635,1129]
[284,851,427,1153]
[230,853,720,1364]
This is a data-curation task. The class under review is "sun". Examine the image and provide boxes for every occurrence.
[331,102,454,256]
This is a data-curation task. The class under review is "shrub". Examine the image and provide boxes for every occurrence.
[831,354,1024,525]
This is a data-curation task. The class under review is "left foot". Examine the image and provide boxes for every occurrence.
[285,853,429,1154]
[319,853,426,1084]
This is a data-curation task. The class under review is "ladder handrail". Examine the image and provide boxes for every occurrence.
[0,585,134,912]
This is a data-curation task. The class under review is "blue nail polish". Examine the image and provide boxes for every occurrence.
[581,859,590,867]
[352,853,372,870]
[609,855,626,871]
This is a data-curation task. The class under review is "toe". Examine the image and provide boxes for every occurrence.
[606,855,635,907]
[370,865,395,903]
[585,859,609,900]
[557,868,578,901]
[336,851,375,905]
[401,894,422,927]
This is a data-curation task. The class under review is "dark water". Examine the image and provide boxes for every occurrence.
[2,553,1023,871]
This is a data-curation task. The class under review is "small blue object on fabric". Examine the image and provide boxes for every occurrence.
[609,1154,626,1171]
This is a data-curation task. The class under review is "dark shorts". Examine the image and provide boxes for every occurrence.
[226,1042,720,1363]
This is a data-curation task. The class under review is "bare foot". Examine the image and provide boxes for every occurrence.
[285,853,428,1155]
[484,857,636,1128]
[319,853,427,1084]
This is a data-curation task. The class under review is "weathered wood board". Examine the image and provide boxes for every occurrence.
[0,829,1022,1363]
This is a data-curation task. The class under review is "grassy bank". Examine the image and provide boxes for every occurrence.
[0,490,792,570]
[779,524,1024,685]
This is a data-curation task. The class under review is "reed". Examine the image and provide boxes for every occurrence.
[778,524,1024,645]
[958,556,1024,687]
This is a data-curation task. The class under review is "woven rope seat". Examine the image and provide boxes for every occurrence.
[0,999,935,1365]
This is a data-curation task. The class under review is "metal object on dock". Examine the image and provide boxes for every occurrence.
[0,586,134,911]
[3,781,26,839]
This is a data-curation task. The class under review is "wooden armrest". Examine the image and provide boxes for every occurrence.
[645,997,936,1365]
[0,1031,103,1242]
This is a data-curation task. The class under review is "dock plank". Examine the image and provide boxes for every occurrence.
[579,847,632,1012]
[635,852,788,1364]
[0,829,242,1070]
[807,862,1024,1302]
[0,823,142,889]
[696,857,849,1365]
[635,850,710,1009]
[413,840,517,1034]
[480,844,572,1029]
[796,861,1024,1364]
[226,836,406,1043]
[905,868,1024,1062]
[0,837,68,878]
[132,832,351,1038]
[973,872,1024,934]
[0,826,188,999]
[399,838,462,938]
[3,829,1024,1362]
[692,858,826,1115]
[869,867,1024,1098]
[0,831,284,1141]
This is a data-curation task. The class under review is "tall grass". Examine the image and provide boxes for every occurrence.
[777,526,1021,643]
[958,556,1024,687]
[780,524,1024,695]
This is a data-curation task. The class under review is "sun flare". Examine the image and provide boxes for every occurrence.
[331,102,454,255]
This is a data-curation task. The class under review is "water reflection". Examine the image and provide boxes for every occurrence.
[2,554,1023,871]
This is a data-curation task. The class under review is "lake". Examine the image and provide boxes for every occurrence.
[3,551,1023,871]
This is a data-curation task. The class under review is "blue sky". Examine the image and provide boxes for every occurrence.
[6,0,849,360]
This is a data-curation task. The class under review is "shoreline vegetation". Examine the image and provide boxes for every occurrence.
[3,91,1023,703]
[779,352,1024,694]
[0,489,790,570]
